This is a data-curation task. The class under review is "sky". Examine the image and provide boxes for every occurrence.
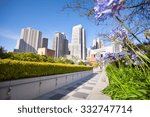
[0,0,116,52]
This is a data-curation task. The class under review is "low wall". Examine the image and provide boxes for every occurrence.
[0,70,93,100]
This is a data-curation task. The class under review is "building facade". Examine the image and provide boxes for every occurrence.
[15,27,42,53]
[52,32,68,57]
[91,39,104,49]
[42,38,48,48]
[38,48,55,57]
[87,45,113,64]
[69,24,86,60]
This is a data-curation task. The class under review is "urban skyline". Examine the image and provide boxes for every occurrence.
[12,25,122,63]
[14,25,87,60]
[0,0,117,52]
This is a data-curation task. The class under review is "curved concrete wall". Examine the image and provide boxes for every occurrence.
[0,70,93,100]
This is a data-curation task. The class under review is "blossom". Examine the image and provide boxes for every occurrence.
[109,27,128,44]
[103,52,118,62]
[131,54,137,60]
[94,0,126,20]
[134,61,140,65]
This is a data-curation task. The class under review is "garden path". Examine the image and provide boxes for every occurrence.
[36,68,111,100]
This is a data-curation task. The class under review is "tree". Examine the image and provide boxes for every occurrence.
[0,46,7,54]
[0,46,7,59]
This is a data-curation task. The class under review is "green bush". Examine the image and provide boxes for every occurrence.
[0,59,92,82]
[103,63,150,100]
[0,52,74,64]
[78,61,86,65]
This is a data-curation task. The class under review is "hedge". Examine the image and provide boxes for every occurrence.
[0,59,93,81]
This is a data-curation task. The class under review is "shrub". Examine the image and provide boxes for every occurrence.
[1,52,74,64]
[78,61,86,65]
[0,59,92,82]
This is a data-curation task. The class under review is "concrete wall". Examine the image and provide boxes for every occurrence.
[0,70,93,100]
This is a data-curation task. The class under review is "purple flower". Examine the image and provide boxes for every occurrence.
[134,61,140,65]
[131,54,137,60]
[103,52,119,62]
[109,27,128,44]
[118,51,126,58]
[94,0,126,20]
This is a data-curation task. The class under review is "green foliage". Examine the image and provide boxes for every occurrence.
[54,57,74,64]
[0,46,7,59]
[137,42,150,58]
[78,61,86,65]
[0,59,92,82]
[92,61,102,67]
[103,63,150,100]
[0,52,74,64]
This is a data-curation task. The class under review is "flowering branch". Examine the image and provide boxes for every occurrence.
[114,15,143,44]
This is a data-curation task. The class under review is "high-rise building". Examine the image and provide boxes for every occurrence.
[15,27,42,53]
[42,38,48,48]
[91,39,104,49]
[52,32,68,57]
[69,24,86,60]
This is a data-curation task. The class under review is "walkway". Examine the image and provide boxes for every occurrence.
[36,68,111,100]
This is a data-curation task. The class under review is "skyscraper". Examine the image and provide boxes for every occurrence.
[69,24,86,60]
[42,38,48,48]
[91,39,104,49]
[15,27,42,53]
[52,32,68,57]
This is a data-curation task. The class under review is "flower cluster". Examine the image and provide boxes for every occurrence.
[94,0,126,20]
[104,52,116,62]
[109,27,128,44]
[103,51,145,66]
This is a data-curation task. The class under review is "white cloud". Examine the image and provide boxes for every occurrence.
[0,28,19,40]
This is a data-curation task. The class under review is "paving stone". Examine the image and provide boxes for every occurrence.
[76,89,92,94]
[66,86,78,91]
[61,96,70,100]
[87,82,96,85]
[72,92,89,99]
[90,80,97,83]
[83,84,95,87]
[65,96,82,100]
[49,94,66,100]
[82,86,93,90]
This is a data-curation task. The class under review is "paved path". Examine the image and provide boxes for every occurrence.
[36,69,111,100]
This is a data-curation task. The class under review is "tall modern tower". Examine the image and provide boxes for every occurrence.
[92,39,104,49]
[69,24,86,60]
[15,27,42,53]
[52,32,68,57]
[42,38,48,48]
